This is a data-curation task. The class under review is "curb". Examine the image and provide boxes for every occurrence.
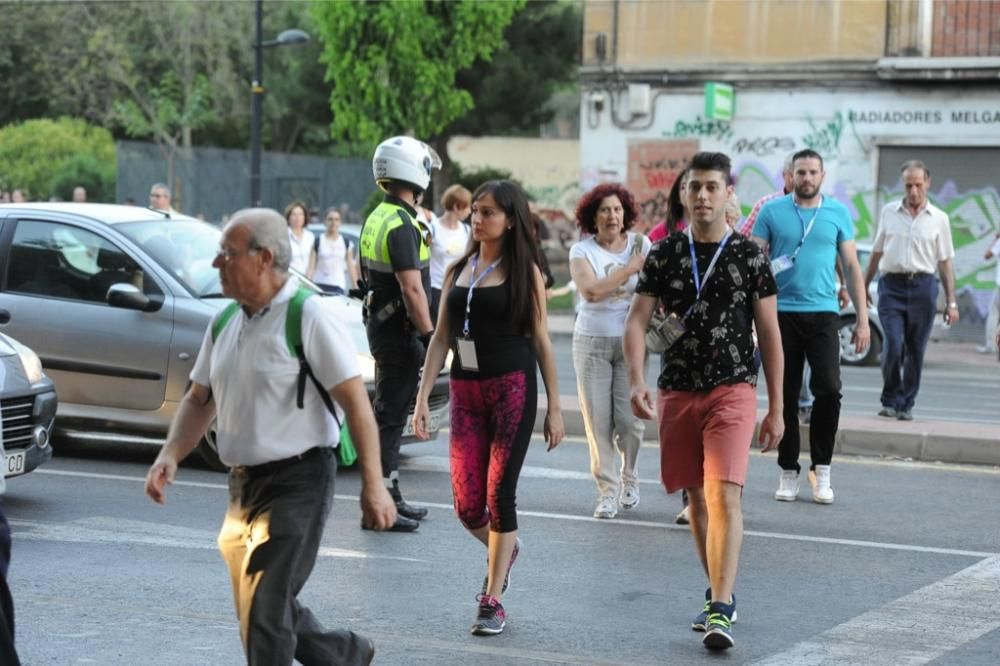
[534,397,1000,468]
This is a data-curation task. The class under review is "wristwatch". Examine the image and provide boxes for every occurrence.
[948,302,958,308]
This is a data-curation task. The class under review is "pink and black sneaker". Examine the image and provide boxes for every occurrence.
[470,594,506,635]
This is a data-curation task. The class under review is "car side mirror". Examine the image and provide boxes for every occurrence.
[106,283,157,312]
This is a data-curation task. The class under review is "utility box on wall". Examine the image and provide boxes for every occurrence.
[704,82,734,121]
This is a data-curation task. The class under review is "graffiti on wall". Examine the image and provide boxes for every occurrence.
[627,139,699,231]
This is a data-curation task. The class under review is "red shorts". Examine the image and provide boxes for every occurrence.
[657,383,757,493]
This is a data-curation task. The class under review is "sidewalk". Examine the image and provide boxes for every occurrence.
[541,313,1000,467]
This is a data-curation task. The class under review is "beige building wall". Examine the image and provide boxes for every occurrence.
[583,0,888,67]
[447,136,581,222]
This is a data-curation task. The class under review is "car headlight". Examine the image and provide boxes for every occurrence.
[10,339,45,384]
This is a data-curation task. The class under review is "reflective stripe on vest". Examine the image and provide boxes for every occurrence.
[359,201,430,275]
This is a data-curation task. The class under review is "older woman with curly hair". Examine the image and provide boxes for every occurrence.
[570,183,651,519]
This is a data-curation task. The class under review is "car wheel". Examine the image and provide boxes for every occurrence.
[839,314,882,366]
[197,419,228,472]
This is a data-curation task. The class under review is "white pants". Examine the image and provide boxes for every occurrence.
[572,333,645,498]
[986,287,1000,352]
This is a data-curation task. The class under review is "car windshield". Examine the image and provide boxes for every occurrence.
[117,220,222,296]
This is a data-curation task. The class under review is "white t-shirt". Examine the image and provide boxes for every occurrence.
[992,237,1000,286]
[313,234,351,290]
[570,232,651,337]
[190,277,360,466]
[288,228,316,275]
[429,219,471,288]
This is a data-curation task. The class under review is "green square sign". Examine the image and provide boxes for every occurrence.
[705,82,734,121]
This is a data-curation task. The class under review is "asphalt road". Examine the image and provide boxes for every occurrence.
[6,434,999,665]
[549,333,1000,426]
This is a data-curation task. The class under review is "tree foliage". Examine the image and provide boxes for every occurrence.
[0,118,116,201]
[310,0,523,149]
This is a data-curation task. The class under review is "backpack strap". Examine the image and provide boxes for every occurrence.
[287,285,342,429]
[211,302,241,343]
[314,234,321,254]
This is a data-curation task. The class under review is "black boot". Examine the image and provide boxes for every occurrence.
[395,499,428,521]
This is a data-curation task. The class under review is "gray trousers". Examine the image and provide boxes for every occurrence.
[218,448,371,666]
[572,333,644,498]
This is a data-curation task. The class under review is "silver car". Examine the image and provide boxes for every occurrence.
[0,203,449,469]
[0,331,56,479]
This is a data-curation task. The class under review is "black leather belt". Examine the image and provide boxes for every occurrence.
[885,271,933,281]
[233,446,327,477]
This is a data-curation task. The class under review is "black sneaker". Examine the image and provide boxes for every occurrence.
[470,594,506,635]
[480,537,520,596]
[702,601,735,650]
[692,588,737,631]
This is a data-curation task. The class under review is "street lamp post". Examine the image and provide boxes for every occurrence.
[250,0,309,207]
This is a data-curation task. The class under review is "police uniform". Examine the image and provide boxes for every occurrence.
[359,195,431,500]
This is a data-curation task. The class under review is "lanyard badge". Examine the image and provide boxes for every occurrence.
[459,254,501,371]
[773,196,823,275]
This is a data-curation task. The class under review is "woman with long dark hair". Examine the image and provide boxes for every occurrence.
[648,167,691,243]
[412,180,564,636]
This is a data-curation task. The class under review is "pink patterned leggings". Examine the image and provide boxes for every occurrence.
[449,369,537,533]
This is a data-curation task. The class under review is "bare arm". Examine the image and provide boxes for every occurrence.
[346,247,360,289]
[623,293,657,420]
[306,247,317,280]
[751,295,784,451]
[530,266,564,450]
[863,249,884,306]
[145,382,216,504]
[396,268,433,335]
[571,252,644,303]
[938,258,959,324]
[330,376,396,530]
[838,240,870,353]
[413,279,454,439]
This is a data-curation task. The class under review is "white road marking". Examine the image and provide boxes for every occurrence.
[32,467,998,559]
[9,515,422,562]
[751,556,1000,666]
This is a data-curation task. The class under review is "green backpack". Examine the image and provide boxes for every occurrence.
[210,285,358,466]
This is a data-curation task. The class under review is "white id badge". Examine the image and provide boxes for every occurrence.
[457,338,480,371]
[770,255,795,275]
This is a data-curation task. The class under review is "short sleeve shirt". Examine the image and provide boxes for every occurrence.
[753,194,853,313]
[190,277,361,466]
[636,231,776,391]
[570,232,651,337]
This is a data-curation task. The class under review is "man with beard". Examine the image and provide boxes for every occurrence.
[752,149,870,505]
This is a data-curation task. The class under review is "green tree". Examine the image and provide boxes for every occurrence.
[449,0,581,137]
[310,0,523,192]
[0,118,116,201]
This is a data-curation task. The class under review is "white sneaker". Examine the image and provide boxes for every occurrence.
[808,465,835,504]
[774,470,800,501]
[593,495,618,519]
[675,505,690,525]
[620,483,640,510]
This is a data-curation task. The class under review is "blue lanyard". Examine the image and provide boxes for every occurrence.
[790,196,822,260]
[463,254,501,337]
[687,226,732,313]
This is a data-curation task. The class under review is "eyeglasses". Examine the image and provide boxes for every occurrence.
[214,247,260,262]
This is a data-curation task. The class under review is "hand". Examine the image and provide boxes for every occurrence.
[630,384,656,420]
[411,399,431,440]
[838,288,849,310]
[852,321,871,354]
[145,456,178,505]
[944,305,960,325]
[626,252,645,275]
[757,408,784,453]
[865,289,874,309]
[360,483,397,530]
[544,409,565,451]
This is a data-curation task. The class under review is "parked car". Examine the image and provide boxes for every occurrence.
[0,331,56,479]
[0,203,449,470]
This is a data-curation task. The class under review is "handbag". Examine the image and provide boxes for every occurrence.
[337,420,358,467]
[645,310,670,353]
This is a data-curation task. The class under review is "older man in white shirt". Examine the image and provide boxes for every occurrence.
[864,160,959,421]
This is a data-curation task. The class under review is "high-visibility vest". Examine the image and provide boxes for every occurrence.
[359,200,430,277]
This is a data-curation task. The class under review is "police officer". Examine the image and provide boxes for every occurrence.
[359,136,440,532]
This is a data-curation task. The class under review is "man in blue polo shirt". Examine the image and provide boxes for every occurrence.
[752,149,869,505]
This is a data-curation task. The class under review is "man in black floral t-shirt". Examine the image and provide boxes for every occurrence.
[624,152,784,652]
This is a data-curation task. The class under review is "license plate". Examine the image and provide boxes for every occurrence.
[402,407,443,439]
[3,450,26,478]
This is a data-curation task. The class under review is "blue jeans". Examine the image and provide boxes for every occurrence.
[877,273,938,412]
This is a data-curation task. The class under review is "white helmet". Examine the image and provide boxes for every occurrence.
[372,136,442,193]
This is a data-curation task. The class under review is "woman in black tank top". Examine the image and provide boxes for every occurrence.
[412,180,564,637]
